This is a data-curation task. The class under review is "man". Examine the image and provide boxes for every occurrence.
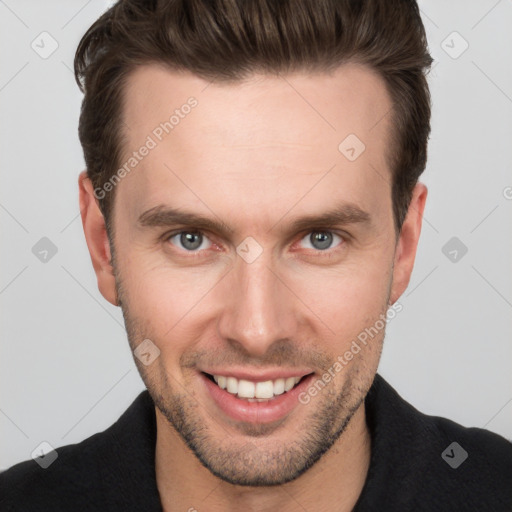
[1,0,511,510]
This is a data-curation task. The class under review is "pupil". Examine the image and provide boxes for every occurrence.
[181,232,202,250]
[311,231,332,250]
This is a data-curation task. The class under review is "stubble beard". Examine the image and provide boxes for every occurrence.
[114,260,383,487]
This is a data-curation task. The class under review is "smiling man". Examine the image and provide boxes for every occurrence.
[1,0,512,511]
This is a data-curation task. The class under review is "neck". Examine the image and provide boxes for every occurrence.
[155,402,371,512]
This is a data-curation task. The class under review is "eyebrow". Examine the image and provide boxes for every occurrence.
[137,203,372,236]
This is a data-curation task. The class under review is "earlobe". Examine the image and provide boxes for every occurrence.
[78,170,118,306]
[389,183,428,304]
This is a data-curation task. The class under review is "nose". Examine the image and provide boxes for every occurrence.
[215,248,298,357]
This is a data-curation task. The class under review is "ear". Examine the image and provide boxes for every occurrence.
[78,170,118,306]
[389,182,428,304]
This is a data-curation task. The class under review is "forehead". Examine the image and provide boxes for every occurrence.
[116,63,394,229]
[121,62,392,148]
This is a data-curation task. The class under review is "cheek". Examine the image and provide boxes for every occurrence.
[292,253,392,329]
[118,252,225,346]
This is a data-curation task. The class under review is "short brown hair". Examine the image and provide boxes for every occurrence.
[74,0,433,236]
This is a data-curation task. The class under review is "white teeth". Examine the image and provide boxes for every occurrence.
[284,377,296,392]
[217,375,227,389]
[273,378,285,395]
[255,380,274,399]
[210,374,306,399]
[237,380,255,398]
[226,376,238,394]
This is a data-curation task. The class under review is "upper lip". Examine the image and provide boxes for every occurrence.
[200,368,314,382]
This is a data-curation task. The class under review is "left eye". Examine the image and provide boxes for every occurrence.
[168,231,212,252]
[299,231,344,251]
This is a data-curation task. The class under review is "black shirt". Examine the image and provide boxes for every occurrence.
[1,373,511,511]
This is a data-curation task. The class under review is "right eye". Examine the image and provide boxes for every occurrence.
[166,231,213,253]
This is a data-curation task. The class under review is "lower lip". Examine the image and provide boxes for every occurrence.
[200,372,315,424]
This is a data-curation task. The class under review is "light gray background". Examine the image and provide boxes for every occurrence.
[1,0,511,470]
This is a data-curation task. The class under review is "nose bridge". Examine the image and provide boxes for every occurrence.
[216,248,295,356]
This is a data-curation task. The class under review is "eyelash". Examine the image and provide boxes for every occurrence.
[162,229,347,259]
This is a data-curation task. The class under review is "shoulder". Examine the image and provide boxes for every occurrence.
[359,374,512,511]
[414,411,512,510]
[0,426,113,512]
[0,433,108,511]
[0,390,159,512]
[426,411,512,483]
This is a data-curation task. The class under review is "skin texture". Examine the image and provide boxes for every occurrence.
[79,63,427,512]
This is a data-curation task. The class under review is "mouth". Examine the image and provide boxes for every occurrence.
[200,371,315,424]
[202,372,309,401]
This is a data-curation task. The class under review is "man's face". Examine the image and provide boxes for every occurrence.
[105,63,403,485]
